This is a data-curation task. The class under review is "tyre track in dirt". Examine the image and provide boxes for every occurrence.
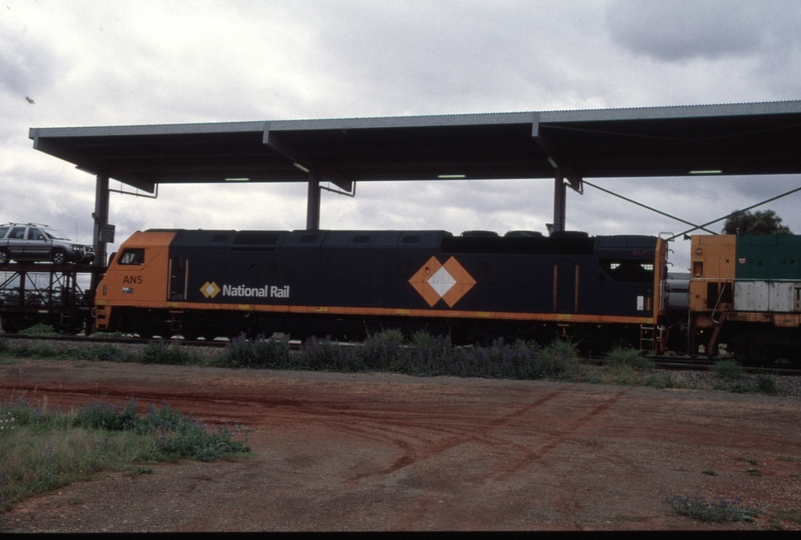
[348,386,573,481]
[3,359,801,531]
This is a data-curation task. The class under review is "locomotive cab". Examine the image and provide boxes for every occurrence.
[94,231,177,333]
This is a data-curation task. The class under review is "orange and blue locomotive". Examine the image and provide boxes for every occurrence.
[95,229,667,351]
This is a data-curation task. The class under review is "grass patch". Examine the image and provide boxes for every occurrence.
[140,340,203,365]
[603,347,655,370]
[712,359,744,380]
[18,324,61,337]
[666,494,760,523]
[0,339,133,363]
[776,509,801,525]
[755,373,778,395]
[0,330,792,398]
[0,396,250,512]
[89,331,129,339]
[212,334,291,369]
[211,331,580,381]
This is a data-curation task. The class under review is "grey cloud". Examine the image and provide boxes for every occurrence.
[605,0,801,62]
[0,27,60,96]
[304,0,608,114]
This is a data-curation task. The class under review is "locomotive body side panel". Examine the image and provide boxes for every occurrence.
[95,229,663,343]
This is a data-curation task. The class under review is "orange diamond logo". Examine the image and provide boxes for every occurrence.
[200,281,221,299]
[409,256,476,307]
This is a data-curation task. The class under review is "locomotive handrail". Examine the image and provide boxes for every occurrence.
[710,282,729,325]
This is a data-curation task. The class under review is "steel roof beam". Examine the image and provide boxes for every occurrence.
[264,130,353,192]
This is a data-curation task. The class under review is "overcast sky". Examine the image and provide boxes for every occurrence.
[2,0,801,271]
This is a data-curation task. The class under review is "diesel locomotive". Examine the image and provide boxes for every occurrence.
[95,229,667,353]
[75,227,801,364]
[687,234,801,363]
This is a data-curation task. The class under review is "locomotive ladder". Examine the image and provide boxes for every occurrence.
[639,324,665,353]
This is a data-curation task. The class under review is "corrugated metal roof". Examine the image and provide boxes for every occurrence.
[29,100,801,194]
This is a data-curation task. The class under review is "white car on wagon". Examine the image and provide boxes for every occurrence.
[0,223,95,265]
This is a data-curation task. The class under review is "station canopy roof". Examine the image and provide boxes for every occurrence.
[29,100,801,194]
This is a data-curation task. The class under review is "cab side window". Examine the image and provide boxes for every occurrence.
[118,248,145,265]
[27,228,46,241]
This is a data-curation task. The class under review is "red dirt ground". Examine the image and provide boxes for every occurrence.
[1,358,800,532]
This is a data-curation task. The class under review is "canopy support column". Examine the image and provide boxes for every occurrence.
[306,171,321,231]
[553,168,566,234]
[92,171,110,268]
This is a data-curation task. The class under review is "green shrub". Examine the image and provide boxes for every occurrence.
[300,336,358,371]
[73,343,132,362]
[139,340,201,365]
[72,400,141,431]
[603,347,654,370]
[359,329,406,370]
[755,373,777,395]
[215,334,291,369]
[1,397,70,430]
[537,339,580,377]
[401,331,457,376]
[606,363,640,385]
[9,341,59,358]
[18,324,60,337]
[666,494,759,523]
[0,397,250,512]
[409,329,442,350]
[89,331,128,339]
[136,402,250,462]
[713,359,744,380]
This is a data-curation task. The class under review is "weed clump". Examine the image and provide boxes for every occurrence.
[713,359,744,380]
[73,400,141,431]
[301,336,360,371]
[755,373,777,395]
[603,347,655,370]
[8,341,59,358]
[18,324,61,337]
[140,340,202,365]
[0,396,250,512]
[215,334,291,369]
[35,398,250,462]
[75,343,132,362]
[357,329,406,371]
[666,494,759,523]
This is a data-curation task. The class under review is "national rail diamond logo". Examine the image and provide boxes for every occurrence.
[200,281,221,299]
[409,256,476,307]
